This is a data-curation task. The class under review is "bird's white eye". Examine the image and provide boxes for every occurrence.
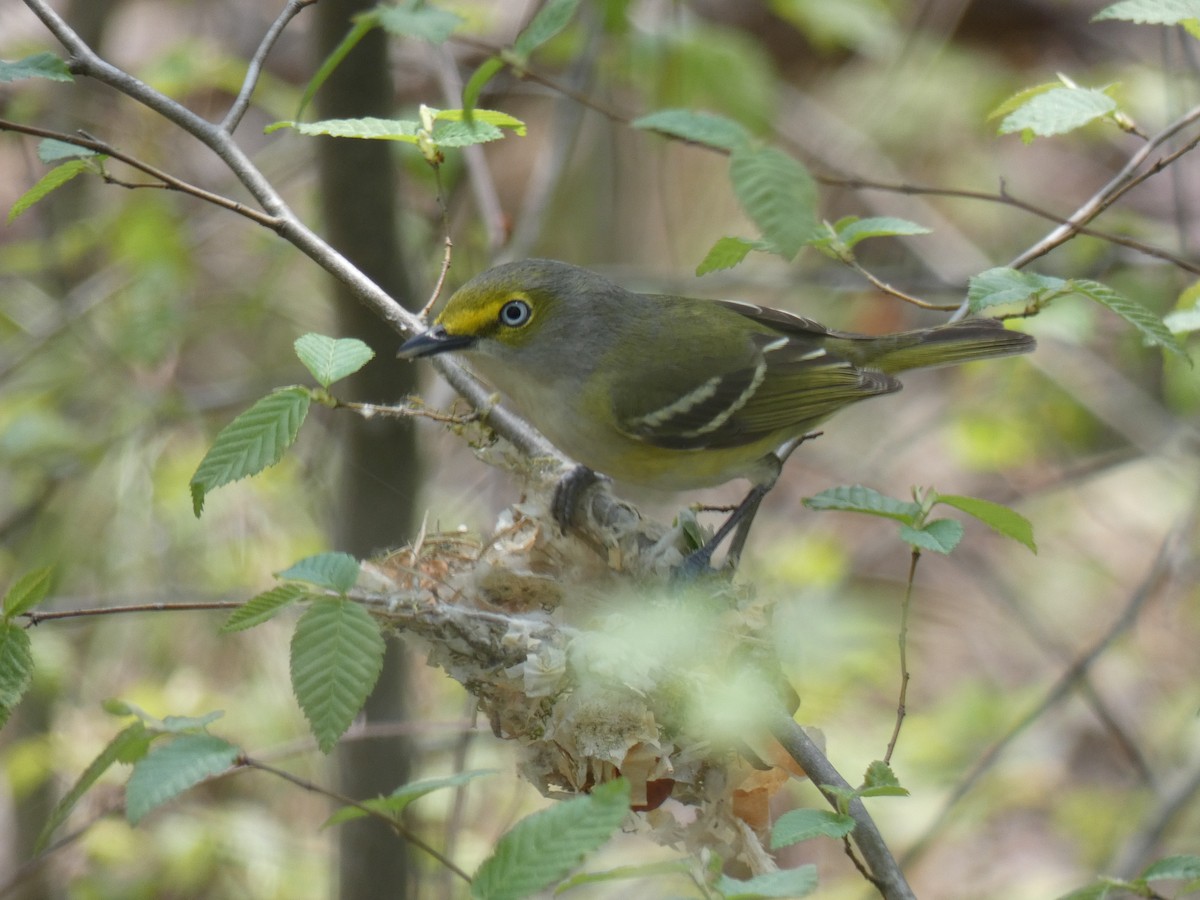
[499,299,532,327]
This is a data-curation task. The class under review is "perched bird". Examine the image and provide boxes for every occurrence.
[400,259,1035,570]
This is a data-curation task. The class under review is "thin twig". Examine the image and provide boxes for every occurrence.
[23,600,243,626]
[0,118,285,229]
[1005,100,1200,272]
[849,260,959,311]
[221,0,317,134]
[769,707,916,900]
[883,549,918,765]
[240,755,473,883]
[831,175,1200,277]
[420,164,455,319]
[336,398,479,426]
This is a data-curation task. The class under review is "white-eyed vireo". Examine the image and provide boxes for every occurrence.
[399,259,1035,567]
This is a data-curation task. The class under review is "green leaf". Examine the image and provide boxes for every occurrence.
[125,733,239,824]
[862,760,902,790]
[220,584,308,633]
[270,110,523,148]
[462,56,505,116]
[998,85,1119,142]
[988,82,1061,121]
[38,139,99,163]
[471,778,631,900]
[4,566,54,619]
[8,159,95,224]
[632,109,751,152]
[966,266,1068,314]
[1094,0,1200,25]
[35,722,153,853]
[434,108,527,135]
[803,485,921,524]
[696,236,769,275]
[858,761,910,798]
[296,13,375,119]
[935,494,1036,552]
[0,623,34,728]
[277,552,361,593]
[294,333,375,388]
[0,52,73,83]
[900,518,964,554]
[290,600,385,753]
[189,386,311,517]
[715,866,820,899]
[832,215,932,250]
[1070,278,1191,363]
[324,769,499,827]
[512,0,582,59]
[729,146,819,259]
[375,2,463,43]
[269,116,422,141]
[770,808,856,849]
[1141,855,1200,882]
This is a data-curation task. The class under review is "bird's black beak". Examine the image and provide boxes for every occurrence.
[397,324,475,359]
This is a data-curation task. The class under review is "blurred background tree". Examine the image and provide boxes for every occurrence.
[1,0,1198,898]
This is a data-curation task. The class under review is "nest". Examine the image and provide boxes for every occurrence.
[355,478,813,874]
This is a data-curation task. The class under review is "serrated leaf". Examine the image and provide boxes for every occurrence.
[8,160,95,224]
[1094,0,1200,24]
[290,600,385,753]
[998,85,1118,141]
[294,334,375,388]
[189,386,311,517]
[966,266,1068,313]
[221,584,308,633]
[38,139,99,163]
[696,236,768,275]
[324,769,499,827]
[296,13,375,119]
[471,778,630,900]
[512,0,582,59]
[125,734,239,824]
[770,808,856,849]
[899,518,964,554]
[277,552,361,593]
[716,866,820,899]
[632,109,751,152]
[270,116,422,141]
[988,82,1061,121]
[375,2,463,42]
[0,52,73,83]
[1141,855,1200,881]
[803,485,921,524]
[935,494,1036,552]
[834,215,932,250]
[0,623,34,728]
[1070,278,1191,363]
[4,566,54,619]
[429,119,504,147]
[730,146,819,259]
[863,760,902,789]
[34,722,153,853]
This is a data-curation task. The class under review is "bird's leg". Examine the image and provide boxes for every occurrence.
[675,431,822,578]
[675,482,772,579]
[551,464,604,532]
